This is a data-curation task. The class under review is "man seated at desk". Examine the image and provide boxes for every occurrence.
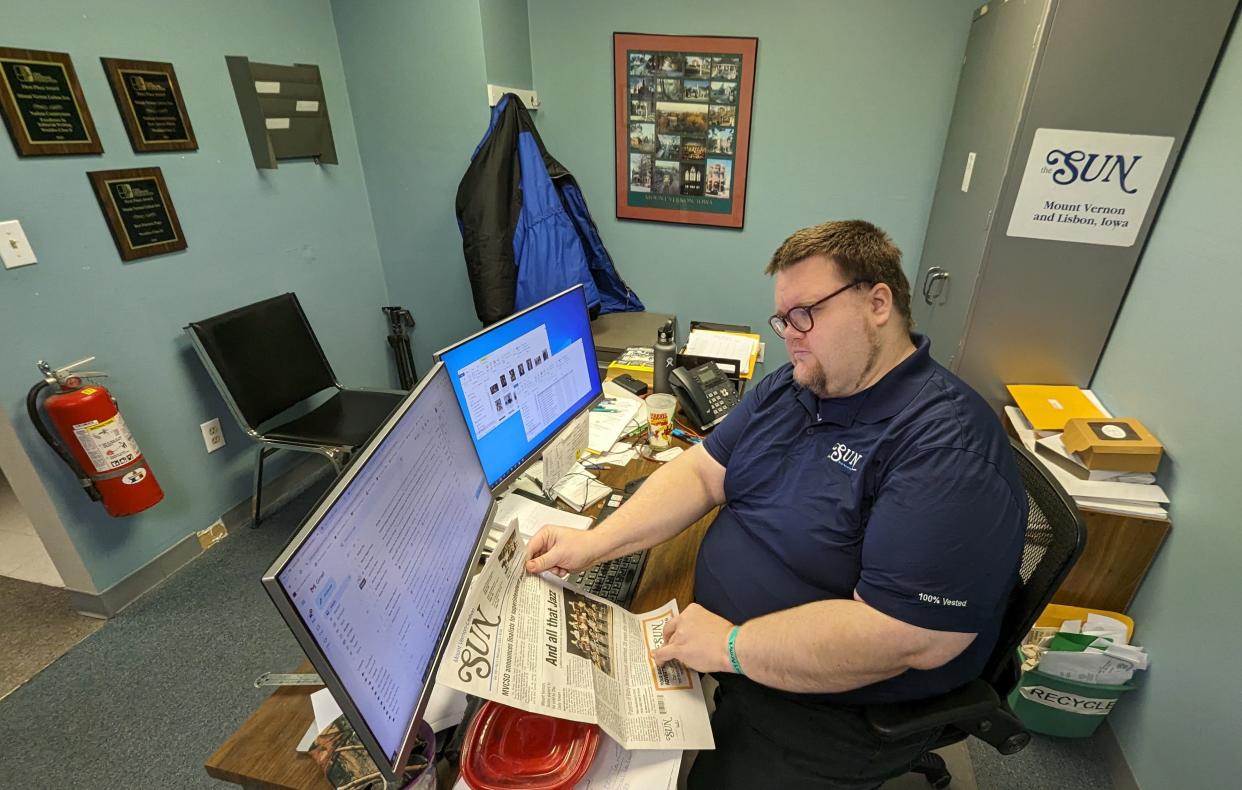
[526,220,1026,790]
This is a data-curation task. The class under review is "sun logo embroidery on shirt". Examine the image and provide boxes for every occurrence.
[828,442,863,472]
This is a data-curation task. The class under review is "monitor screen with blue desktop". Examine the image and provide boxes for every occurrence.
[262,363,493,782]
[437,285,603,489]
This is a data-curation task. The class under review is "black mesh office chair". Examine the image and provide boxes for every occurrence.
[185,293,404,526]
[866,437,1087,788]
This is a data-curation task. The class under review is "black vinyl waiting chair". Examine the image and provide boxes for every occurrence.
[185,293,404,526]
[866,437,1087,788]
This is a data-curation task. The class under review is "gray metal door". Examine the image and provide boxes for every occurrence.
[911,0,1052,368]
[954,0,1239,411]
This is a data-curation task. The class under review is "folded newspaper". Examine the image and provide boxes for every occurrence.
[435,519,715,750]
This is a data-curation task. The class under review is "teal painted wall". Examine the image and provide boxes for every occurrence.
[526,0,981,363]
[1091,23,1241,790]
[331,0,492,373]
[0,0,389,593]
[481,0,535,90]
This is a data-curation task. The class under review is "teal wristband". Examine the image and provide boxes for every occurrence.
[727,625,744,675]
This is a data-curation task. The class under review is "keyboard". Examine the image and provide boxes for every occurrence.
[572,551,648,608]
[569,476,649,607]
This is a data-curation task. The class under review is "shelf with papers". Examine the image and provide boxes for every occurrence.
[1004,407,1171,613]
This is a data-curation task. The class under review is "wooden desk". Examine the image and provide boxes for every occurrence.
[1050,509,1171,614]
[206,661,326,790]
[1003,423,1171,614]
[206,448,712,789]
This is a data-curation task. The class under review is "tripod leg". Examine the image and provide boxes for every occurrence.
[387,335,407,389]
[398,348,413,389]
[401,336,417,384]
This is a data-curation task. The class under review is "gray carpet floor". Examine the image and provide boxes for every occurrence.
[969,727,1119,789]
[0,478,1119,789]
[0,478,328,789]
[0,576,104,700]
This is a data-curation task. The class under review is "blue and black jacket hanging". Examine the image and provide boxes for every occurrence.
[457,94,644,324]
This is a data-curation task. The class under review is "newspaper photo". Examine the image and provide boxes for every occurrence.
[435,519,715,750]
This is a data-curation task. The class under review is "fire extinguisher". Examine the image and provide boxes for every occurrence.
[28,357,164,517]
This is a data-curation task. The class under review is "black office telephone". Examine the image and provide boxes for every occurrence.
[669,362,740,431]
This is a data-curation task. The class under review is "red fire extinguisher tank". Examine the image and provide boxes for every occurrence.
[43,383,163,517]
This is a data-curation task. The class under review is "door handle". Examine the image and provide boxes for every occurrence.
[922,267,949,304]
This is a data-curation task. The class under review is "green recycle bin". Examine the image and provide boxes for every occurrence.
[1008,665,1137,738]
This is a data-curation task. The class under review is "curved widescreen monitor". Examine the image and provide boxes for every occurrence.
[437,285,603,489]
[262,363,493,782]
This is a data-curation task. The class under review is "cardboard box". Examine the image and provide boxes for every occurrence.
[1061,417,1163,473]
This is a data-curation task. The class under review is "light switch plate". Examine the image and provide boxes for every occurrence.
[0,220,37,269]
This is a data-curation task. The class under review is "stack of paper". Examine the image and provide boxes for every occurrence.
[1005,403,1169,521]
[549,462,612,512]
[482,494,593,553]
[684,329,761,378]
[1037,632,1149,686]
[587,396,642,454]
[589,441,639,467]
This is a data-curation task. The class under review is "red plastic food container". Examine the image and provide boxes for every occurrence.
[460,702,601,790]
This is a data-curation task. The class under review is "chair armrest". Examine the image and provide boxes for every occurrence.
[864,680,999,740]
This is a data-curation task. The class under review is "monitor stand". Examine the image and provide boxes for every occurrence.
[254,671,322,688]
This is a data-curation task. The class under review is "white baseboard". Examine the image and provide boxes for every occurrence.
[69,454,332,618]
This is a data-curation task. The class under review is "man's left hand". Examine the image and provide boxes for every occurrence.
[650,603,735,674]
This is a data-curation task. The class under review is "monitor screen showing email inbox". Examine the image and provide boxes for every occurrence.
[275,366,492,762]
[440,288,602,488]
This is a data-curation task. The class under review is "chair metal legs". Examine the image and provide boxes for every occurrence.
[251,444,349,528]
[323,447,348,472]
[252,446,277,527]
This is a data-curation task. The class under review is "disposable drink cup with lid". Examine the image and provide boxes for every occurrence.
[646,393,677,450]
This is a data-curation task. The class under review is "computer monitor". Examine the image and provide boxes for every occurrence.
[262,363,494,783]
[437,285,604,490]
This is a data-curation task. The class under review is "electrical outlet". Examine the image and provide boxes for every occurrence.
[0,220,37,269]
[201,418,225,453]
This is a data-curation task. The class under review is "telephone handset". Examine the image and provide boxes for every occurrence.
[668,362,740,431]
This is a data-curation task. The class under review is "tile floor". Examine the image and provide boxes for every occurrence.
[0,472,63,588]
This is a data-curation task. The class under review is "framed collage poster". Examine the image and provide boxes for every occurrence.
[613,33,757,229]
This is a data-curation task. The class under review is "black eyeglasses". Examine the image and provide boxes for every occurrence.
[768,281,867,338]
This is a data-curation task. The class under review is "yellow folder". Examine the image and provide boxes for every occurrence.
[1005,384,1104,432]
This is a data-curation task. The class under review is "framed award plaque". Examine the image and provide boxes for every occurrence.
[0,47,103,156]
[87,167,187,261]
[101,57,198,152]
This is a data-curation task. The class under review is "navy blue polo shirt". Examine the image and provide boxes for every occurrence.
[696,334,1025,705]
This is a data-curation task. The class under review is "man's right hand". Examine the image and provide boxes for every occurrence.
[525,525,607,577]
